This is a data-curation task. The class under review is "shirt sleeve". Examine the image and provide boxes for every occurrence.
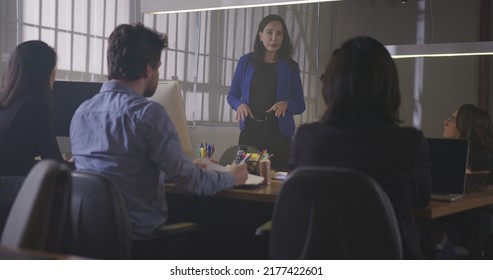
[144,103,235,195]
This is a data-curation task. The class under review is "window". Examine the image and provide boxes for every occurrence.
[1,1,320,125]
[16,0,134,81]
[143,5,320,124]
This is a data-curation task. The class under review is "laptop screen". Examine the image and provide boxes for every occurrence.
[426,138,469,195]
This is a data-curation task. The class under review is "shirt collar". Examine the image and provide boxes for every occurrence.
[100,80,143,98]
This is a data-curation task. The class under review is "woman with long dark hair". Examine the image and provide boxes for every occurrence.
[288,36,431,259]
[440,104,493,257]
[443,103,493,182]
[0,40,65,232]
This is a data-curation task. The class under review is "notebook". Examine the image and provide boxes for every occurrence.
[427,138,469,202]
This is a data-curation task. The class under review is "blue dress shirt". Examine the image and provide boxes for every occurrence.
[70,81,235,240]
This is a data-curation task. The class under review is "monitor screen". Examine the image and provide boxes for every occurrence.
[52,81,103,137]
[148,81,192,153]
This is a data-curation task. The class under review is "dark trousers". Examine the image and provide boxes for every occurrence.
[239,128,291,172]
[131,235,169,260]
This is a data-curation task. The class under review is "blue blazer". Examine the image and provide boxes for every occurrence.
[227,53,305,137]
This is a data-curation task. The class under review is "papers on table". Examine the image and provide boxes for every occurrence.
[199,158,264,185]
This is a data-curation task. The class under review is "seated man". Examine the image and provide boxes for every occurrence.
[70,23,248,259]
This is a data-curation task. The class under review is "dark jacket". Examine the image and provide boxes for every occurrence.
[288,122,431,259]
[468,146,493,184]
[0,93,64,176]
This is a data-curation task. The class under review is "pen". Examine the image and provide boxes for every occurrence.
[198,146,205,158]
[240,154,252,164]
[199,142,215,158]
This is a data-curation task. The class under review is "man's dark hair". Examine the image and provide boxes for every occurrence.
[107,23,168,81]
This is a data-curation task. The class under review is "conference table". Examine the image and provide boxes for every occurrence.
[0,246,88,260]
[166,180,493,259]
[167,181,493,220]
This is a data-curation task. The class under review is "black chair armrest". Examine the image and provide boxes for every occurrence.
[255,220,272,236]
[155,222,200,236]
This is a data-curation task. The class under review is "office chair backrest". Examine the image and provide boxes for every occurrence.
[219,145,260,166]
[269,166,402,259]
[70,170,132,259]
[0,160,72,253]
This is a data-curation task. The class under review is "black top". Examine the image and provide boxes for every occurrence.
[246,62,278,130]
[288,122,432,259]
[469,146,493,184]
[0,93,64,176]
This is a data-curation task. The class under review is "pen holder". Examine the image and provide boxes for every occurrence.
[246,160,259,175]
[259,159,271,185]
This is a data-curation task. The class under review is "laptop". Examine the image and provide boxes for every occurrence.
[427,138,469,202]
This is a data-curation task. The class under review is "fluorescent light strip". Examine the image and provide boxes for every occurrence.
[143,0,340,15]
[391,52,493,59]
[386,41,493,59]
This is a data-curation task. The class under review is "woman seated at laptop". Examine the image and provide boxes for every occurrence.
[443,103,493,184]
[287,36,431,259]
[436,104,493,258]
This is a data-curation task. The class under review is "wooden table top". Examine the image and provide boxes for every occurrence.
[167,181,493,219]
[166,179,282,203]
[0,246,88,260]
[414,186,493,219]
[213,180,283,203]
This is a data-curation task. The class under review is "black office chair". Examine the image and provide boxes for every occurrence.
[70,170,132,259]
[269,166,403,259]
[0,160,72,254]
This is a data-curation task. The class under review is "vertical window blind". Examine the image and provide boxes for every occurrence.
[0,0,321,124]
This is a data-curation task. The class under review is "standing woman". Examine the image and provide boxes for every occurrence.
[227,14,305,171]
[0,40,65,232]
[443,103,493,183]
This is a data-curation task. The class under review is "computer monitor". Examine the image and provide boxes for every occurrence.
[52,80,103,137]
[148,81,192,153]
[53,80,192,154]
